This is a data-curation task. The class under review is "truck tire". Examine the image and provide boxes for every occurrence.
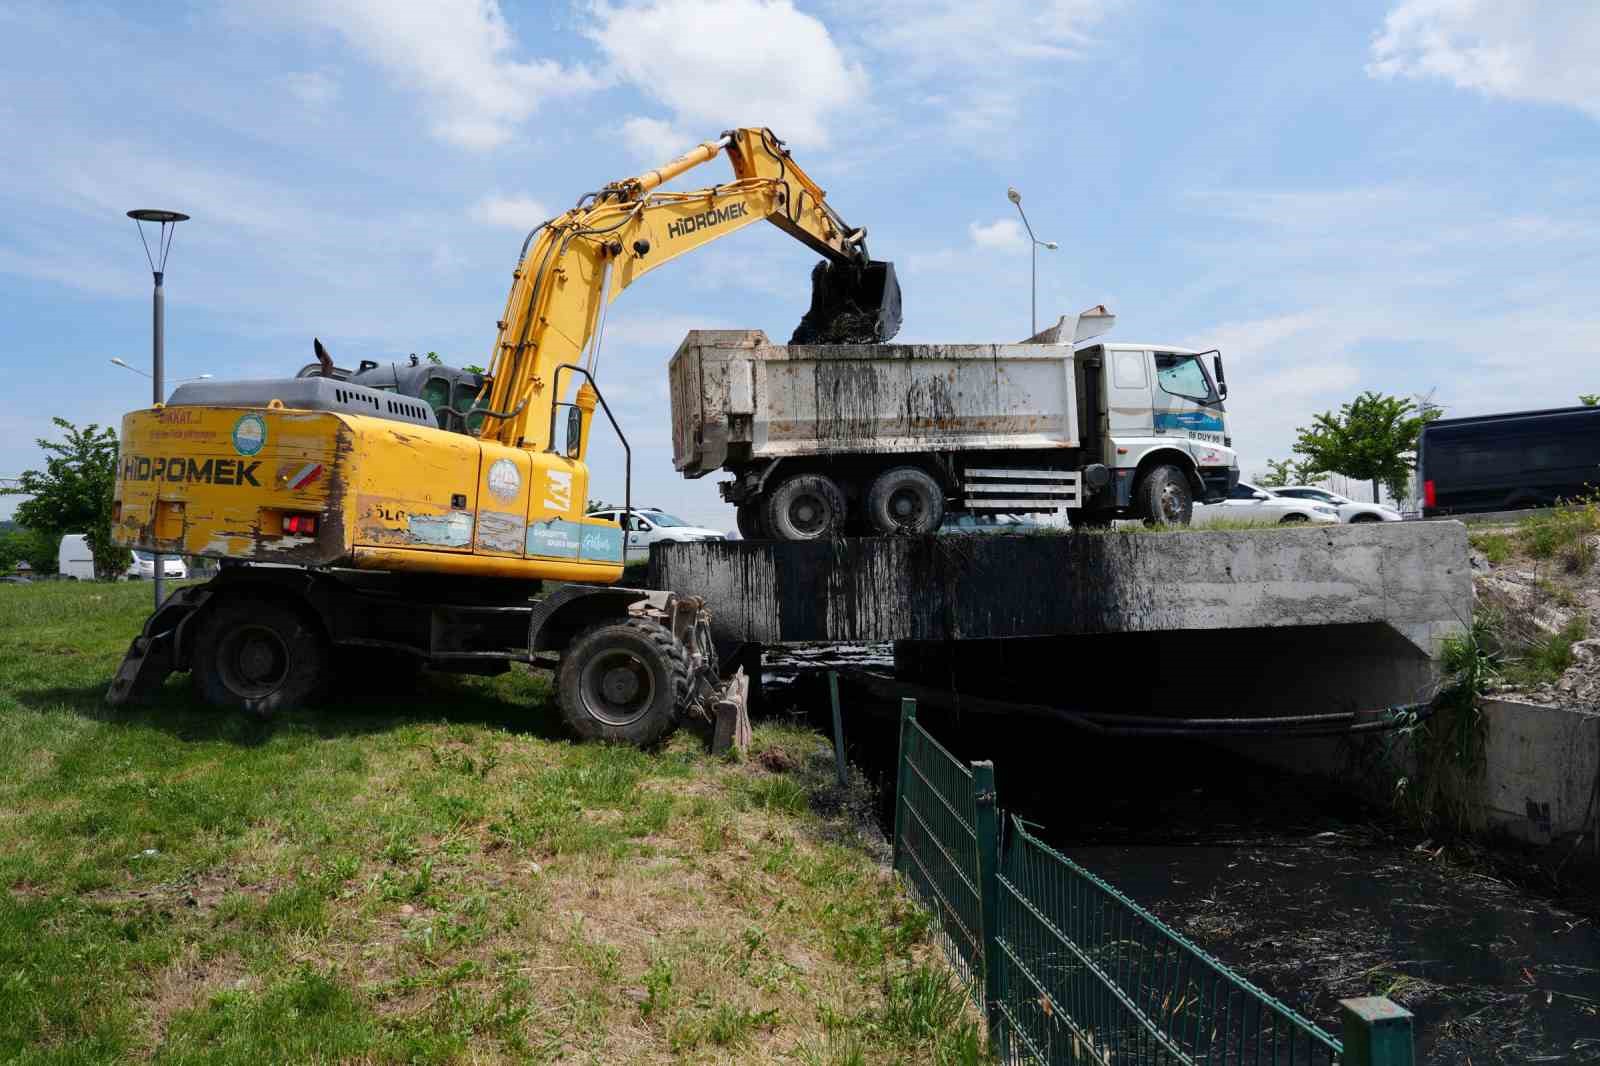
[1279,513,1310,524]
[557,617,688,746]
[1136,464,1193,526]
[763,473,847,541]
[735,501,766,541]
[190,598,329,717]
[865,467,944,535]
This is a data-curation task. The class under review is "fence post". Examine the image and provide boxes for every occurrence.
[827,671,848,788]
[1338,997,1414,1066]
[971,760,1005,1048]
[892,697,916,872]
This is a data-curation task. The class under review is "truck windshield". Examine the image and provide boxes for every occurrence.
[1154,353,1217,404]
[642,512,690,527]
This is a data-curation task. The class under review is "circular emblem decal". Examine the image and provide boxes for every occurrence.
[486,458,521,501]
[232,414,267,456]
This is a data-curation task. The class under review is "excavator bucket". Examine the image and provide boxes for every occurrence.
[790,259,902,344]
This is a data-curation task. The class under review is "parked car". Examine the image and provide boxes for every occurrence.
[57,534,97,580]
[1270,486,1401,523]
[1191,481,1339,526]
[939,513,1045,534]
[126,550,189,580]
[583,507,730,559]
[1419,405,1600,516]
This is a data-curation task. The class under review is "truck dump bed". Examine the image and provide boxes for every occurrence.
[670,330,1082,477]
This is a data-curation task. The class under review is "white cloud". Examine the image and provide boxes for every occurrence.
[257,0,600,149]
[471,195,552,230]
[284,70,339,107]
[1369,0,1600,119]
[852,0,1118,132]
[969,218,1026,249]
[588,0,866,148]
[620,116,692,163]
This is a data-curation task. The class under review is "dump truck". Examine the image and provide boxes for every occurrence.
[106,127,898,747]
[669,307,1240,537]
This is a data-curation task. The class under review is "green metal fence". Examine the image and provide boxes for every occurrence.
[889,697,1414,1066]
[893,696,986,998]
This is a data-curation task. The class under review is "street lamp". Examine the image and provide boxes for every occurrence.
[128,208,189,609]
[1007,186,1058,337]
[110,358,211,383]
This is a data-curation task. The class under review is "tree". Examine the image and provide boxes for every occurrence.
[1581,394,1599,407]
[1257,458,1322,488]
[0,527,56,574]
[1291,391,1438,504]
[0,419,130,578]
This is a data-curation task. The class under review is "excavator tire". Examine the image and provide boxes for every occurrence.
[557,617,688,746]
[763,473,847,541]
[865,466,944,535]
[190,598,330,718]
[735,501,767,541]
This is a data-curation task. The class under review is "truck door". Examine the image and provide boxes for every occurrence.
[1152,352,1226,460]
[1106,348,1155,441]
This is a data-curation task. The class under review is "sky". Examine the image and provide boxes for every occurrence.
[2,0,1597,525]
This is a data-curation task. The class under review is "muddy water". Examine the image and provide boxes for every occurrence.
[773,665,1600,1064]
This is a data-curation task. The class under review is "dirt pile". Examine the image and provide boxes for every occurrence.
[1468,510,1600,707]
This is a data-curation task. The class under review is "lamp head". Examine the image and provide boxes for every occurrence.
[1007,187,1022,206]
[1042,241,1059,250]
[111,357,130,369]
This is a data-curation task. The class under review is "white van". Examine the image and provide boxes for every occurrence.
[58,534,97,580]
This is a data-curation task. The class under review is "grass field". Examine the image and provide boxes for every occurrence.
[0,581,980,1064]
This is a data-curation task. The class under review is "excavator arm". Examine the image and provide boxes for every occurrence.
[479,127,898,449]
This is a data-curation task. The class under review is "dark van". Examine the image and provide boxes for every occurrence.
[1419,405,1600,516]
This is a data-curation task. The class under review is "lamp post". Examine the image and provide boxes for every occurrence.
[128,209,189,609]
[110,358,211,384]
[1006,187,1057,337]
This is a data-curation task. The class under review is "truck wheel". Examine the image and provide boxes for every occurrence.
[1136,465,1194,526]
[764,474,847,541]
[191,599,329,717]
[735,501,766,541]
[865,467,944,535]
[557,618,688,746]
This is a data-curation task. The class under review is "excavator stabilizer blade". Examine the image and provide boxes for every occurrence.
[790,259,902,344]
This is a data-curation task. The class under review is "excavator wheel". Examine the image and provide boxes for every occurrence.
[763,473,847,541]
[557,617,688,746]
[190,598,330,717]
[735,501,767,541]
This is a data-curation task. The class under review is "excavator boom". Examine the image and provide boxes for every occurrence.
[480,127,899,448]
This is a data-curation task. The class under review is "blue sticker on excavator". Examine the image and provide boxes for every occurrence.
[527,520,623,562]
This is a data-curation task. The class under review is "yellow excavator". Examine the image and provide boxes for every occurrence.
[107,127,899,746]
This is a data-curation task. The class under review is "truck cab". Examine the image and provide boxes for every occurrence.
[1080,343,1239,519]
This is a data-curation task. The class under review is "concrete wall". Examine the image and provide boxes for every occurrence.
[654,522,1473,654]
[1481,699,1600,842]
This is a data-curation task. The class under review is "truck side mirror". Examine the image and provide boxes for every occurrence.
[566,407,582,458]
[1213,354,1228,399]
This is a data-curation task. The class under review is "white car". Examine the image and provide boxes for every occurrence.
[126,550,189,580]
[939,513,1045,534]
[1269,486,1402,523]
[1191,481,1340,526]
[584,507,729,559]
